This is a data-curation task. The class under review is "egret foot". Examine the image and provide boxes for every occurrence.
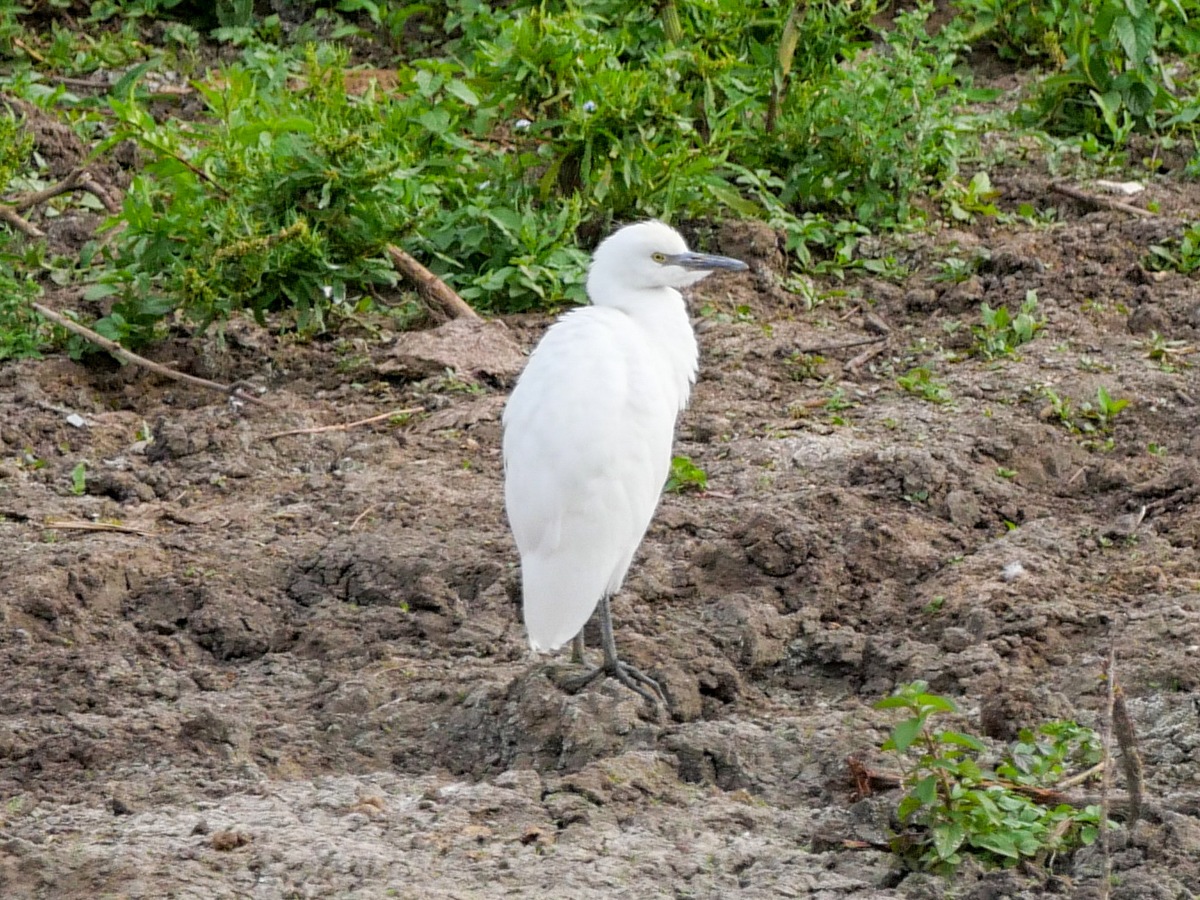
[559,595,665,706]
[561,658,665,705]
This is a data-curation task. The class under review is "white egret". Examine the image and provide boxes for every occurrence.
[502,221,749,702]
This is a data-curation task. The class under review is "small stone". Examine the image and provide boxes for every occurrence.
[211,828,250,851]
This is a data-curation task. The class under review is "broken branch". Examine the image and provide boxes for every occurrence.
[0,204,45,238]
[260,407,423,441]
[1051,182,1154,218]
[31,302,270,406]
[44,518,156,536]
[794,335,887,354]
[386,244,480,321]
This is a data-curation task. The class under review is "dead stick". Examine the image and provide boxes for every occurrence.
[1100,645,1116,900]
[795,335,887,354]
[1112,682,1144,826]
[76,171,122,215]
[348,505,375,531]
[261,407,423,441]
[30,302,270,406]
[1051,182,1154,218]
[0,204,45,238]
[847,342,887,370]
[386,244,479,320]
[11,37,46,64]
[1056,760,1107,790]
[44,519,155,536]
[8,168,87,211]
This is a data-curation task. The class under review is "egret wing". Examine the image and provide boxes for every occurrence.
[502,308,676,650]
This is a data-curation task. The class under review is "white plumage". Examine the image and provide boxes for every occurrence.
[502,221,747,700]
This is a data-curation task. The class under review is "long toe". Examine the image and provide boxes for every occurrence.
[612,661,665,706]
[559,665,604,694]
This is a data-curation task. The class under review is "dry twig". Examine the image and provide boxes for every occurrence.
[1051,182,1155,218]
[31,302,270,406]
[847,341,888,371]
[1100,645,1116,900]
[260,407,423,441]
[0,204,45,238]
[23,168,119,215]
[1112,677,1145,826]
[386,244,480,321]
[794,335,887,354]
[348,506,375,531]
[44,518,155,536]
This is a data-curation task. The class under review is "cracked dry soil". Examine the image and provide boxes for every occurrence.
[2,172,1200,897]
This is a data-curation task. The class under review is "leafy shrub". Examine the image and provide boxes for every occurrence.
[877,682,1108,874]
[955,0,1199,141]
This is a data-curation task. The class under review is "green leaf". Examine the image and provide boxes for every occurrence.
[1112,15,1140,62]
[913,774,938,805]
[445,80,479,106]
[889,716,924,753]
[938,730,986,752]
[971,831,1019,858]
[932,822,966,860]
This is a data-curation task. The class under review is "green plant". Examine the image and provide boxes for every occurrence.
[0,112,45,359]
[665,455,707,494]
[933,249,990,283]
[971,291,1044,359]
[943,170,1000,222]
[785,351,825,381]
[897,366,953,404]
[1142,331,1193,371]
[1146,223,1200,273]
[1078,385,1130,432]
[956,0,1196,142]
[876,682,1107,873]
[69,461,87,495]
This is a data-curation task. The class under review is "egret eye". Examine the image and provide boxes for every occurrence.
[651,252,667,263]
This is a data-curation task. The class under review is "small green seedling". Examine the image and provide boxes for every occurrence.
[1146,222,1200,273]
[665,455,707,494]
[897,367,952,404]
[69,462,87,495]
[1078,386,1130,433]
[1144,332,1193,372]
[972,292,1044,359]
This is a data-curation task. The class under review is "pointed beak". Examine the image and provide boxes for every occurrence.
[666,251,749,273]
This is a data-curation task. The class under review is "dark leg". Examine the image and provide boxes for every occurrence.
[571,633,586,664]
[561,596,664,705]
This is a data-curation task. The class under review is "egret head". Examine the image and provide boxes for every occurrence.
[587,221,748,304]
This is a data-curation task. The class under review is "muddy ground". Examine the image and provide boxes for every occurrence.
[3,86,1200,900]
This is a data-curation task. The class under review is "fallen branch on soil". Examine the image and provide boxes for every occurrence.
[44,518,156,536]
[849,757,1109,809]
[793,335,887,354]
[847,341,888,371]
[0,203,45,238]
[1111,659,1145,826]
[1100,645,1117,900]
[260,408,423,441]
[1051,182,1155,218]
[348,505,375,531]
[386,244,480,321]
[7,166,121,215]
[31,302,270,407]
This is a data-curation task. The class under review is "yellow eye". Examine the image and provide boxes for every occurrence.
[651,252,667,263]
